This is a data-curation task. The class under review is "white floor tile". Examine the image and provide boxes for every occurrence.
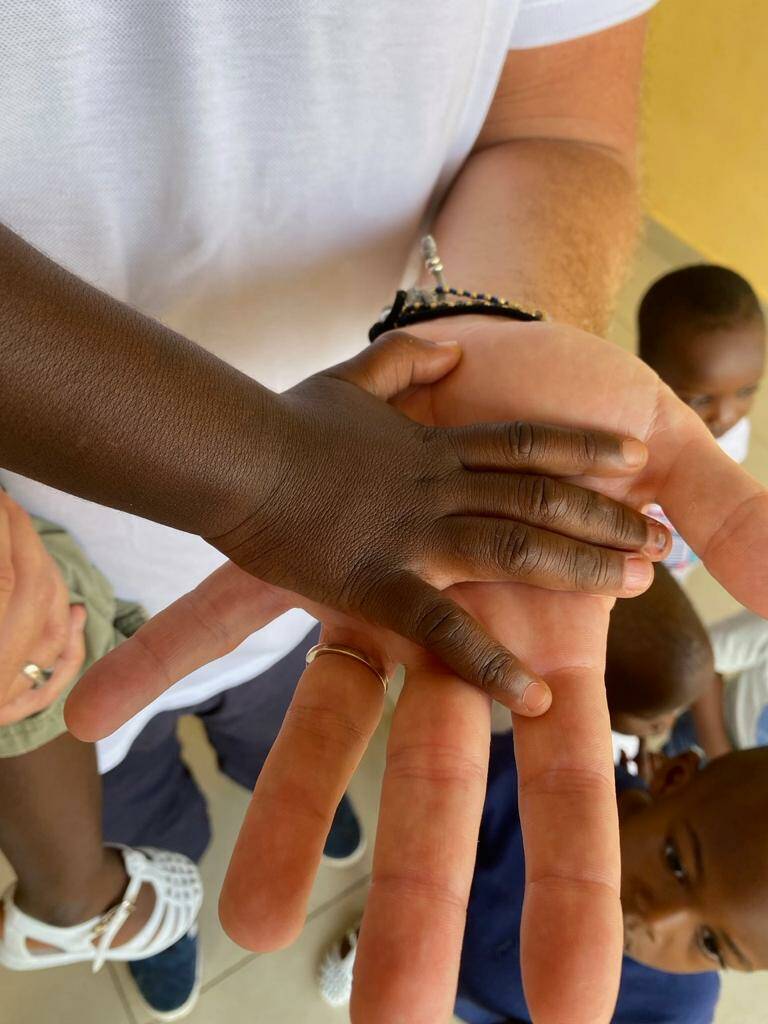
[0,959,131,1024]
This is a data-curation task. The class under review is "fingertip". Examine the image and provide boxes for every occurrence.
[622,555,654,595]
[520,679,552,716]
[620,438,648,469]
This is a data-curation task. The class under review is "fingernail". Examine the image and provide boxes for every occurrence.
[621,438,647,467]
[522,679,551,714]
[624,555,653,592]
[428,338,461,347]
[643,519,670,554]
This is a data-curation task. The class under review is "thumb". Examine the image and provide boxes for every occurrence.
[324,330,462,400]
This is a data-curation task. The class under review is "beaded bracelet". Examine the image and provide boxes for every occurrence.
[369,236,546,342]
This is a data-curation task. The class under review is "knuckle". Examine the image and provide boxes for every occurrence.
[386,741,487,789]
[285,701,368,754]
[517,476,568,524]
[519,764,615,802]
[574,429,600,464]
[496,522,540,575]
[373,869,468,915]
[475,648,516,691]
[413,600,469,651]
[505,421,536,462]
[571,545,618,591]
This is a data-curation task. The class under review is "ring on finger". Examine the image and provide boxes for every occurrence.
[22,662,54,690]
[305,643,388,693]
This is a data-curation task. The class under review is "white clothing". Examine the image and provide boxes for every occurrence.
[710,610,768,750]
[0,0,654,771]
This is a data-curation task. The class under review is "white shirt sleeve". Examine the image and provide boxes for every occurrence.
[510,0,658,50]
[711,610,768,676]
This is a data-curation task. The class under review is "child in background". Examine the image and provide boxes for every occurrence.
[319,736,768,1021]
[638,265,765,580]
[606,557,768,767]
[454,737,768,1024]
[606,563,714,765]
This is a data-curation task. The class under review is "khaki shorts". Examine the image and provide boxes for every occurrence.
[0,516,145,758]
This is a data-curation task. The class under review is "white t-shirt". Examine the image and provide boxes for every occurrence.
[0,0,655,771]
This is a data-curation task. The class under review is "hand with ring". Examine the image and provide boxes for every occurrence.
[66,319,768,1022]
[0,495,87,726]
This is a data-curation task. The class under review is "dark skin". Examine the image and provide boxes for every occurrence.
[0,222,670,714]
[651,317,766,438]
[0,733,156,947]
[620,750,768,974]
[611,705,683,739]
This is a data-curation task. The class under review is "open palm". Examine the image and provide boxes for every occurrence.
[67,320,768,1023]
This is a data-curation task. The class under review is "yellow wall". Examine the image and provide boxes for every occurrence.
[642,0,768,297]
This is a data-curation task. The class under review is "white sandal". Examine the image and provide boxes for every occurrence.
[318,922,359,1007]
[0,845,203,973]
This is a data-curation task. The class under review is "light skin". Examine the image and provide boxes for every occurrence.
[620,751,768,974]
[68,316,768,1024]
[651,318,766,438]
[3,12,764,1021]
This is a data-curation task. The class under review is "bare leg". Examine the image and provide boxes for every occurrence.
[0,732,153,943]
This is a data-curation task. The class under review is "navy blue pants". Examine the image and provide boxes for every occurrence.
[101,626,319,862]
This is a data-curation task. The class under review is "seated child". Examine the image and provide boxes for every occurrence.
[455,735,768,1024]
[638,264,765,580]
[606,562,714,763]
[606,558,768,765]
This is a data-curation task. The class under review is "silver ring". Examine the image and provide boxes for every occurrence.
[305,643,388,693]
[22,663,53,690]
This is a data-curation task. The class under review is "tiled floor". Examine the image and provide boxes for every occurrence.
[2,220,767,1022]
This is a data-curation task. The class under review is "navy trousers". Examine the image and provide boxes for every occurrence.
[101,626,319,862]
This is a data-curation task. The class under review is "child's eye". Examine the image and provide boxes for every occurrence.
[685,395,713,409]
[664,838,687,882]
[698,927,726,969]
[736,385,758,399]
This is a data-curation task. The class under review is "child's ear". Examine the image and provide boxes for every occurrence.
[649,750,701,798]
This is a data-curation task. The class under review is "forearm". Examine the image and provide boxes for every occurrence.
[427,138,640,333]
[0,224,283,536]
[691,675,733,760]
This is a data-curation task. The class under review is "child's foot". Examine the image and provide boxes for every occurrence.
[129,928,201,1022]
[318,922,360,1006]
[322,795,366,867]
[0,846,202,971]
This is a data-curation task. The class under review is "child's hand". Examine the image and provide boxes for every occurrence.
[0,496,87,726]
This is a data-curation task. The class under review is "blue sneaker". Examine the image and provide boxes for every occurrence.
[322,795,366,867]
[128,929,201,1022]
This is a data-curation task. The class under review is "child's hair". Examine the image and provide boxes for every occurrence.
[606,563,713,720]
[638,264,764,368]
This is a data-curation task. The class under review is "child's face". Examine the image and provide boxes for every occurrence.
[619,753,768,974]
[656,319,765,438]
[611,707,682,740]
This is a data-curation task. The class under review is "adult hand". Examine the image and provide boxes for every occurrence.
[0,495,86,726]
[67,319,768,1023]
[210,331,667,714]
